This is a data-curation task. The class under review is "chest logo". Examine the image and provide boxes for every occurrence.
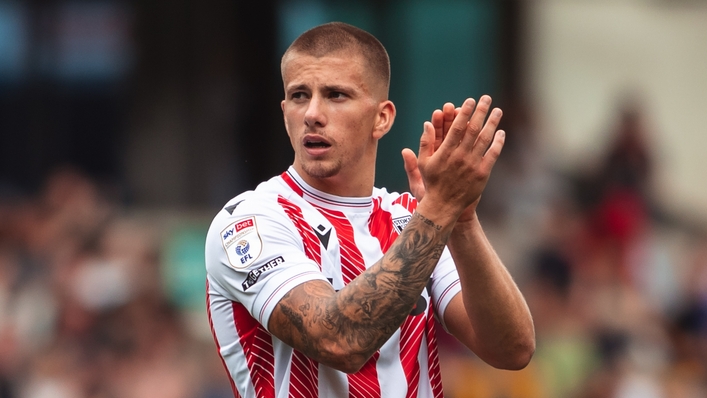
[392,215,412,234]
[313,224,332,249]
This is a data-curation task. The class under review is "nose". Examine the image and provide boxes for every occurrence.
[304,95,326,128]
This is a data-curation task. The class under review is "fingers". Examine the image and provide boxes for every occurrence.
[469,106,503,159]
[401,148,425,200]
[442,102,455,142]
[432,102,455,151]
[479,130,506,174]
[440,98,476,151]
[401,148,418,175]
[431,109,444,149]
[430,95,504,164]
[467,95,492,139]
[418,121,436,161]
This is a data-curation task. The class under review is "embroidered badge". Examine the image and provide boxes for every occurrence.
[221,216,262,268]
[392,215,412,234]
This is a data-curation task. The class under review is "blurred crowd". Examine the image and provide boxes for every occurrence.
[439,101,707,398]
[0,169,231,398]
[1,100,707,398]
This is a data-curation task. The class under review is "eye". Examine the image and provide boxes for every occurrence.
[329,91,347,100]
[290,91,309,102]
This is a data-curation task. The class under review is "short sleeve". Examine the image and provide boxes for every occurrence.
[428,247,461,332]
[205,194,328,330]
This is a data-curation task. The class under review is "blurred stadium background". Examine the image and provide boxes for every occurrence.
[1,0,707,397]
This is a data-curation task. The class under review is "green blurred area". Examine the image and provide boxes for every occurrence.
[278,0,501,194]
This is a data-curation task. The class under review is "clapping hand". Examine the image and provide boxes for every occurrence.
[402,95,505,222]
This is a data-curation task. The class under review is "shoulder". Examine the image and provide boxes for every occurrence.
[207,192,297,243]
[205,188,307,274]
[208,175,299,229]
[205,174,304,250]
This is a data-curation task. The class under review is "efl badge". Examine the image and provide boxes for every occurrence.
[221,216,262,268]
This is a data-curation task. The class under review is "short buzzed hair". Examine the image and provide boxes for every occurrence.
[281,22,391,93]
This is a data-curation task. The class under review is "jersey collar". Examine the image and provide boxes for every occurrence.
[281,166,373,212]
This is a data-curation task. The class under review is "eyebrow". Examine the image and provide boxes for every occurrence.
[286,84,309,93]
[324,84,352,93]
[286,83,358,95]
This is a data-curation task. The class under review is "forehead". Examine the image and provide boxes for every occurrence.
[282,51,372,91]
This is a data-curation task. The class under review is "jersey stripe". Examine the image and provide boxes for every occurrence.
[232,301,275,398]
[281,171,305,196]
[289,351,319,398]
[368,198,397,253]
[367,198,427,398]
[317,206,364,283]
[347,353,381,398]
[317,205,382,398]
[425,300,444,398]
[400,315,425,398]
[392,192,417,212]
[206,280,241,398]
[277,195,322,268]
[276,195,322,397]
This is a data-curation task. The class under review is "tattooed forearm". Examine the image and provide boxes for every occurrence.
[271,211,452,369]
[413,211,444,231]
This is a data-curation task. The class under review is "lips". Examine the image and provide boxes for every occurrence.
[303,135,331,149]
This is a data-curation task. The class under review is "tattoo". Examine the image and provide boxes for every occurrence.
[272,211,450,366]
[413,211,443,231]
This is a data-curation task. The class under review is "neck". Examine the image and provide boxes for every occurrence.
[293,164,375,197]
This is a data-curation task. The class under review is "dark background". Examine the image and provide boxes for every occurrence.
[0,0,522,209]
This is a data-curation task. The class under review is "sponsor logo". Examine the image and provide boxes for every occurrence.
[242,256,285,290]
[221,215,254,241]
[235,240,250,256]
[392,215,412,234]
[313,224,331,249]
[224,200,244,215]
[235,218,254,232]
[221,216,262,268]
[222,216,256,248]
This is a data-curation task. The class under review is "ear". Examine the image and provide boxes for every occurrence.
[281,99,291,138]
[372,100,396,140]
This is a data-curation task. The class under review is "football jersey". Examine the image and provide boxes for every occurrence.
[205,166,462,398]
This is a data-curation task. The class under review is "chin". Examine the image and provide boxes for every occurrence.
[302,162,341,180]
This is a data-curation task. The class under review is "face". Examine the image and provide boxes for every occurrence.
[281,50,394,195]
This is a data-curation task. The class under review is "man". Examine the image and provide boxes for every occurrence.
[205,22,534,398]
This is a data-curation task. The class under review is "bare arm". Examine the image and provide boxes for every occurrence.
[444,215,535,370]
[403,95,535,370]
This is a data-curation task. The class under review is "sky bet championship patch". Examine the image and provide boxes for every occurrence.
[221,216,263,269]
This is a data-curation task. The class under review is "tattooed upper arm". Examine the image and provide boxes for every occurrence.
[268,211,449,373]
[268,280,360,371]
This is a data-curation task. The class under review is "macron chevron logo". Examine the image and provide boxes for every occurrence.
[313,224,331,249]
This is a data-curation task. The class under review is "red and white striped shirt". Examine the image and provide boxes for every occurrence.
[205,167,462,398]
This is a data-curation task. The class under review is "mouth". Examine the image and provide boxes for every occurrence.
[303,135,332,149]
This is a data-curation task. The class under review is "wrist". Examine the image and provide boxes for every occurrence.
[415,197,459,228]
[452,211,481,234]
